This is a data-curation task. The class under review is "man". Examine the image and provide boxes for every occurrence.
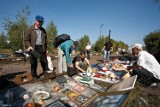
[128,43,160,86]
[73,50,90,73]
[24,15,50,79]
[58,38,78,73]
[85,43,91,60]
[103,40,113,61]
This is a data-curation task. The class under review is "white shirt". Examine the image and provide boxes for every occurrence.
[85,45,91,50]
[137,51,160,80]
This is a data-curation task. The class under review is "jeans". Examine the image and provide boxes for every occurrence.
[104,50,110,60]
[58,47,67,73]
[86,50,90,60]
[132,68,160,85]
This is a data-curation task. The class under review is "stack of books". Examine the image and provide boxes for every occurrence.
[79,77,94,85]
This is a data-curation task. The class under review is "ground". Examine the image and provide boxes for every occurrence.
[0,55,160,107]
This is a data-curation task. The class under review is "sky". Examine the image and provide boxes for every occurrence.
[0,0,160,47]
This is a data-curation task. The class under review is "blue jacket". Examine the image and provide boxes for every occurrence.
[60,40,73,64]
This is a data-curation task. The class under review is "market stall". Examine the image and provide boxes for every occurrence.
[0,59,137,107]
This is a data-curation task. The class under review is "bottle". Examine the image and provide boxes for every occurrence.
[5,90,13,104]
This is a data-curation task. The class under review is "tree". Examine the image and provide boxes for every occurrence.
[46,21,57,53]
[0,32,8,49]
[78,35,90,51]
[94,35,107,52]
[143,30,160,63]
[3,6,30,53]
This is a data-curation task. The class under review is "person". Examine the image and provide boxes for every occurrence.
[85,43,91,60]
[103,40,113,61]
[128,43,160,86]
[72,50,90,73]
[58,36,78,73]
[24,15,50,79]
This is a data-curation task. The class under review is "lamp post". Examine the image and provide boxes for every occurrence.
[100,24,104,37]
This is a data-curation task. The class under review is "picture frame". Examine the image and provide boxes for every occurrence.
[73,84,86,93]
[63,88,79,100]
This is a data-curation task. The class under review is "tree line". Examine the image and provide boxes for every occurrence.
[0,6,160,63]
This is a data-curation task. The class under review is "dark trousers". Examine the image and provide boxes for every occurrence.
[132,68,160,85]
[86,50,90,60]
[30,45,48,77]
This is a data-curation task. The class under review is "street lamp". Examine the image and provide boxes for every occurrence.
[100,24,104,37]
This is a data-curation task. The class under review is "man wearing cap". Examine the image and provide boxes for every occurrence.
[24,15,50,79]
[128,43,160,86]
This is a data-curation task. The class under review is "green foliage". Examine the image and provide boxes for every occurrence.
[0,32,8,49]
[143,30,160,52]
[93,35,128,53]
[46,21,57,52]
[143,30,160,63]
[78,35,90,51]
[3,6,30,53]
[94,35,108,52]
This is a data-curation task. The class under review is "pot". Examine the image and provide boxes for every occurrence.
[24,102,35,107]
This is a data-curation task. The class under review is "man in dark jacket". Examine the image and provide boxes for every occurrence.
[24,15,50,79]
[103,40,113,61]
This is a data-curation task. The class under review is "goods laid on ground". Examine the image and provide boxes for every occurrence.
[0,59,137,107]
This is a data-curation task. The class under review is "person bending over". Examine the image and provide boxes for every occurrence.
[73,51,90,73]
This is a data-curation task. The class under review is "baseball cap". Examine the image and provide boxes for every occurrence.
[131,43,142,50]
[35,15,44,22]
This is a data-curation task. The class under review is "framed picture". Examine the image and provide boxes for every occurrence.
[87,93,128,107]
[76,95,89,103]
[73,84,86,93]
[63,88,79,100]
[46,100,66,107]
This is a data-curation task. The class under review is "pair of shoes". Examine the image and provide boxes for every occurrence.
[149,83,157,87]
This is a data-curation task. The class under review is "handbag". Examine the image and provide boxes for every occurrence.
[67,67,77,77]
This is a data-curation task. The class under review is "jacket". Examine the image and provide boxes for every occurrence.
[60,40,73,64]
[24,24,47,52]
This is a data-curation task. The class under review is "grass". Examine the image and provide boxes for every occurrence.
[126,81,160,107]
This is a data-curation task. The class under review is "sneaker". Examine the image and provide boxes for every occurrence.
[149,83,157,87]
[47,70,53,73]
[32,76,39,80]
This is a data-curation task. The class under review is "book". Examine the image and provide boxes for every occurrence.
[80,77,94,85]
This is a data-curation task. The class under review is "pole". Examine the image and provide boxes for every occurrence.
[100,24,104,37]
[109,30,111,40]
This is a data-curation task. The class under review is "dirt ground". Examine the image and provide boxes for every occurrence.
[0,54,160,106]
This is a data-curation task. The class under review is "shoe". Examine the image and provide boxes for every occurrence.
[47,70,53,73]
[39,75,45,79]
[32,76,39,80]
[149,83,157,87]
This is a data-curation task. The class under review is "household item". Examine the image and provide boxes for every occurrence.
[102,66,108,72]
[32,91,50,100]
[24,102,35,107]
